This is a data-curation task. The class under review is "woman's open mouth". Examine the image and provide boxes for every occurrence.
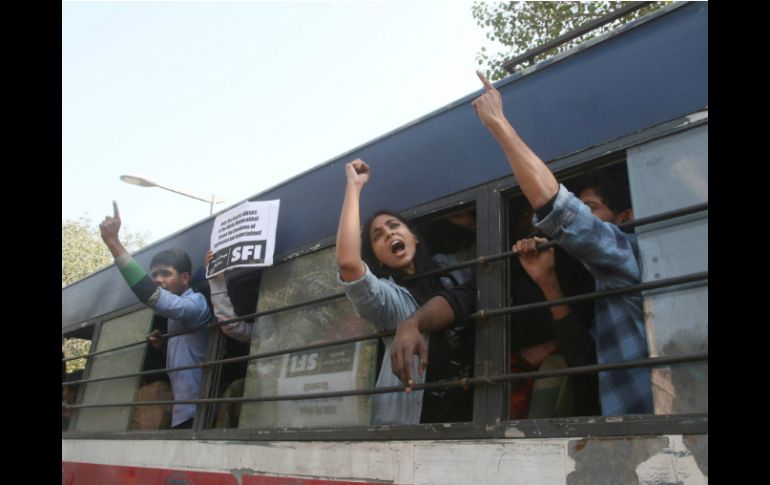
[390,240,406,255]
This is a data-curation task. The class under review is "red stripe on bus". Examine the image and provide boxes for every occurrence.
[62,461,411,485]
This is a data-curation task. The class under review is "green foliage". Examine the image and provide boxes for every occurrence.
[63,338,91,373]
[472,1,670,80]
[62,216,149,287]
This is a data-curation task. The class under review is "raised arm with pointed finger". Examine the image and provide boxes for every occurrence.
[99,201,129,259]
[472,71,559,210]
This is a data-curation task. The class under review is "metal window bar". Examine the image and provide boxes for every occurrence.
[63,329,394,387]
[62,291,347,363]
[65,351,707,409]
[63,271,707,388]
[62,201,707,364]
[501,1,653,73]
[403,202,708,282]
[473,271,707,321]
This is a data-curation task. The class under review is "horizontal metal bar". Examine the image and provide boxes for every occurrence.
[473,272,707,320]
[65,271,707,388]
[63,330,394,388]
[405,202,707,282]
[502,2,653,72]
[66,352,706,409]
[62,291,348,363]
[618,202,707,231]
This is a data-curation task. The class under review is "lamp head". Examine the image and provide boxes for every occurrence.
[120,174,156,187]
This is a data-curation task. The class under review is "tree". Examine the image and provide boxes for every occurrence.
[472,1,669,81]
[62,216,149,287]
[62,217,148,372]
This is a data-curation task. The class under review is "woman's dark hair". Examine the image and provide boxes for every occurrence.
[362,210,443,305]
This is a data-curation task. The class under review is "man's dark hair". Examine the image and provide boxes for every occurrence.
[573,165,632,215]
[151,248,192,275]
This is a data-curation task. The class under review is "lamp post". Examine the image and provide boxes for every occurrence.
[120,174,225,215]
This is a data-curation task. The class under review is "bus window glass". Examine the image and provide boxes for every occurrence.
[627,125,708,414]
[75,308,154,432]
[63,333,93,432]
[238,247,378,429]
[130,314,173,430]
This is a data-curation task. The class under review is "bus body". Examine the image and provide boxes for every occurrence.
[62,3,708,484]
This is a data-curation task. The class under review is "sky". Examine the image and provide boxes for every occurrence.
[62,0,497,244]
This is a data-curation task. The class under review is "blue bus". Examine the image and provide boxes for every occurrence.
[63,3,707,483]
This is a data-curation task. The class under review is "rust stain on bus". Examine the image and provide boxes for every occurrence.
[567,437,668,485]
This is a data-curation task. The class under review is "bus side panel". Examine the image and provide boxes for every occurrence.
[63,436,707,485]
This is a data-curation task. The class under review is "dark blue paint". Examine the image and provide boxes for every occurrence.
[63,3,707,329]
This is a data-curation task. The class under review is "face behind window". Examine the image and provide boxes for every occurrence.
[150,265,190,296]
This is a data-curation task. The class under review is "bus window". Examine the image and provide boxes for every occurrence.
[419,207,477,286]
[130,314,173,430]
[74,308,154,432]
[413,206,477,423]
[237,247,378,429]
[205,270,261,429]
[506,191,598,419]
[231,206,479,430]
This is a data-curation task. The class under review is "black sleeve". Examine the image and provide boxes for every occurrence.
[434,283,476,328]
[550,312,596,367]
[131,275,159,304]
[534,190,559,220]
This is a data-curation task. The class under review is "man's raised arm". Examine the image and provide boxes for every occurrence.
[99,201,129,259]
[472,70,559,210]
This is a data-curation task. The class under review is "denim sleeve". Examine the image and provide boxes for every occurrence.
[152,290,212,328]
[533,184,640,288]
[337,262,417,331]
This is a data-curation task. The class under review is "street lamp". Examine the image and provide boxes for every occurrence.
[120,174,225,215]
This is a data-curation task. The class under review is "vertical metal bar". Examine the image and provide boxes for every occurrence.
[68,318,103,432]
[194,326,224,436]
[474,185,507,429]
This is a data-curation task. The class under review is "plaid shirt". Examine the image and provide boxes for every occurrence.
[534,184,653,415]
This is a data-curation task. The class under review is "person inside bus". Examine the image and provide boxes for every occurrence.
[99,202,212,429]
[130,374,173,430]
[510,234,600,418]
[504,195,599,418]
[205,249,254,427]
[473,71,653,416]
[427,208,477,287]
[336,160,475,425]
[62,369,83,431]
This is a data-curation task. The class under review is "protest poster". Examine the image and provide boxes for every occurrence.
[206,199,280,277]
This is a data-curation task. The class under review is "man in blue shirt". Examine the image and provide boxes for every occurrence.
[472,71,653,415]
[100,202,212,428]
